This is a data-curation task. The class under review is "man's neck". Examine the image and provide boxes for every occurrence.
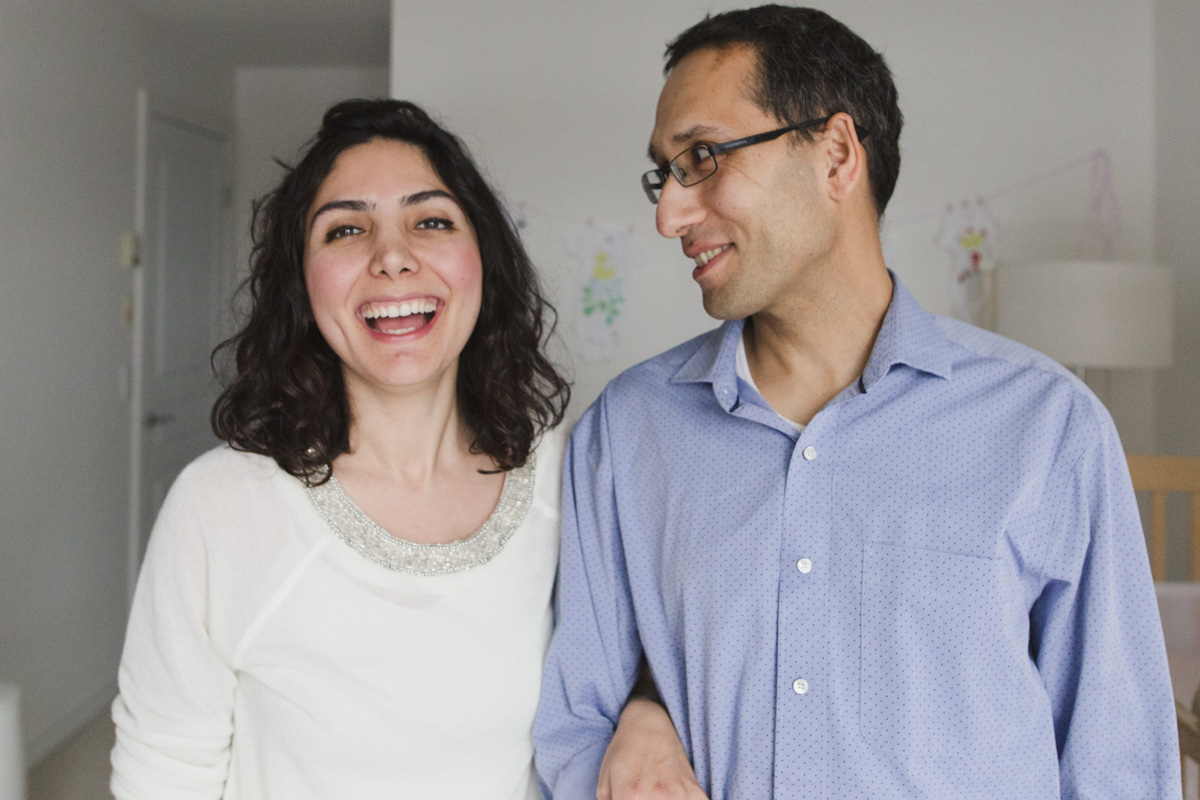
[743,257,892,426]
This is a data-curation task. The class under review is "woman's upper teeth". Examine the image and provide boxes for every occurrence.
[362,299,437,319]
[694,245,729,267]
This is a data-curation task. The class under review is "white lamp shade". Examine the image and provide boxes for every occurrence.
[997,260,1175,369]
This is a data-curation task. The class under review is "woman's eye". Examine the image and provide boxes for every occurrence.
[416,217,454,231]
[324,224,362,243]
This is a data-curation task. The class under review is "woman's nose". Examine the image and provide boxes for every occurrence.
[370,230,414,276]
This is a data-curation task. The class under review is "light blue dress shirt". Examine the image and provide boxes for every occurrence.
[534,277,1179,799]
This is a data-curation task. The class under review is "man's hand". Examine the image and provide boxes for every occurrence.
[597,697,709,800]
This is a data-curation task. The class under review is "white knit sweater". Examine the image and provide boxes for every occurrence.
[111,429,563,799]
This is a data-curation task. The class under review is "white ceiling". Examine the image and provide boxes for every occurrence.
[129,0,390,66]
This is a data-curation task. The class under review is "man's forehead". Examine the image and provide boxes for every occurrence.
[647,46,762,163]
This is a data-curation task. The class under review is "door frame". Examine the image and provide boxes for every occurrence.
[127,89,236,606]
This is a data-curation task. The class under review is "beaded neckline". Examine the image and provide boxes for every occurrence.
[305,455,536,576]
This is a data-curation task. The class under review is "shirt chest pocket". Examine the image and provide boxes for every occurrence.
[859,542,1021,760]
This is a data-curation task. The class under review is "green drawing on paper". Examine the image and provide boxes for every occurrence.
[581,251,624,326]
[570,223,641,362]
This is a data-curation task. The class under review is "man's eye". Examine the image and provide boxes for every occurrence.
[672,145,712,183]
[324,224,362,242]
[687,145,712,167]
[417,217,454,230]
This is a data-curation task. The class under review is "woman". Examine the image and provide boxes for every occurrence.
[111,99,693,799]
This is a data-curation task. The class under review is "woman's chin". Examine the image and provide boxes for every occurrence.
[343,354,459,398]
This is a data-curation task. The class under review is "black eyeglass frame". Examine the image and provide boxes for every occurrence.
[641,114,868,204]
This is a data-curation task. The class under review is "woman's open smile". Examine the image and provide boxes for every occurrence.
[359,295,442,339]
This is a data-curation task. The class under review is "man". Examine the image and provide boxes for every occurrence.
[535,6,1178,799]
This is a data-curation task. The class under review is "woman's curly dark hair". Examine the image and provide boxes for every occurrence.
[212,98,569,485]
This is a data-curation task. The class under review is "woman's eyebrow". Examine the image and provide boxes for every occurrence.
[309,199,368,230]
[401,189,457,207]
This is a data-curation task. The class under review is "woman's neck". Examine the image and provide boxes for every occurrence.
[330,368,505,546]
[336,368,482,486]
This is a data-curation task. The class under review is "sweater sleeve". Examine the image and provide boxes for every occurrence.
[110,460,239,800]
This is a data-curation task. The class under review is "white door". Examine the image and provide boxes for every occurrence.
[128,94,229,595]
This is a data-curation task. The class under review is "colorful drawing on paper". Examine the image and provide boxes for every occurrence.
[569,224,641,362]
[936,199,999,329]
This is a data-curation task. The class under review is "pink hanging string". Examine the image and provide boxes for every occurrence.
[887,149,1120,256]
[1089,150,1119,257]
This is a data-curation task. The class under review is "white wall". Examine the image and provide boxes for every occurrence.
[233,67,390,289]
[390,0,1159,437]
[0,0,147,764]
[145,23,236,135]
[1155,0,1200,462]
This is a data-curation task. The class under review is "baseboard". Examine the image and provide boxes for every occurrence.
[26,680,116,768]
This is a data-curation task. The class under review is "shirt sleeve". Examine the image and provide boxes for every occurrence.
[110,467,237,800]
[1030,409,1180,799]
[533,395,644,798]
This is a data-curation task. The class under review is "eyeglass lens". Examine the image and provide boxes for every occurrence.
[642,143,718,203]
[672,144,715,186]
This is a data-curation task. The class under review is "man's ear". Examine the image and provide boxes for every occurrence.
[821,111,866,203]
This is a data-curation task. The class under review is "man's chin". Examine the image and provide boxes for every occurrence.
[701,287,756,321]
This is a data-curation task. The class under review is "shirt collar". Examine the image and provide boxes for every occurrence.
[670,273,951,403]
[862,273,952,389]
[670,318,744,411]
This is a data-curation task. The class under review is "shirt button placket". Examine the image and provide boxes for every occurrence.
[780,435,823,749]
[796,448,815,574]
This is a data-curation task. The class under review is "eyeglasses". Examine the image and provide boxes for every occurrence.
[641,115,868,204]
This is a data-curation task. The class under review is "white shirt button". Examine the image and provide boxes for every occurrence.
[796,558,812,574]
[792,678,809,695]
[802,446,817,461]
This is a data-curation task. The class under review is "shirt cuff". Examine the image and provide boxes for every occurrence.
[543,740,608,800]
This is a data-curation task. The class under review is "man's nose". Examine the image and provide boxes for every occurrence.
[655,177,705,239]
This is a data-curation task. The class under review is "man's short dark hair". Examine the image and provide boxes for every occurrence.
[665,5,903,216]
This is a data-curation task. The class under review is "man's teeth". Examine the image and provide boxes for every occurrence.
[362,299,437,319]
[694,245,729,267]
